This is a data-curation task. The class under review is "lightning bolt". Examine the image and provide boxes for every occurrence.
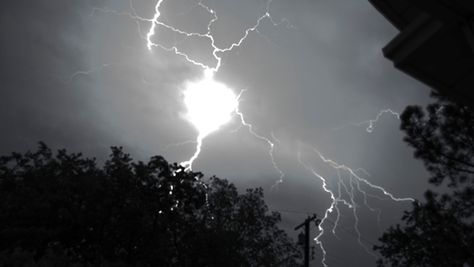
[141,0,291,176]
[235,91,285,190]
[356,109,400,133]
[298,142,413,266]
[333,108,400,133]
[91,1,415,265]
[180,133,205,170]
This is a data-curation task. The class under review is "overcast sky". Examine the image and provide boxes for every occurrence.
[1,0,435,266]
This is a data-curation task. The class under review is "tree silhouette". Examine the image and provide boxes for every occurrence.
[374,98,474,266]
[0,143,301,266]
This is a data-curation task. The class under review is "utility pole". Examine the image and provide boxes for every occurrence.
[295,214,320,267]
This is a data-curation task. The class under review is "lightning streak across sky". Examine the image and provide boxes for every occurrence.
[132,0,288,172]
[333,108,401,133]
[91,1,415,265]
[298,143,413,266]
[357,109,400,133]
[235,91,285,189]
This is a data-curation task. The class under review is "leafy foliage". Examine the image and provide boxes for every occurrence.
[374,99,474,267]
[0,143,301,266]
[400,100,474,186]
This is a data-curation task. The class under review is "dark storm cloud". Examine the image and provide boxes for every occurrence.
[0,0,111,157]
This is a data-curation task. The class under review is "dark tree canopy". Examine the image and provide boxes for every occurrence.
[400,100,474,186]
[374,98,474,267]
[0,143,301,266]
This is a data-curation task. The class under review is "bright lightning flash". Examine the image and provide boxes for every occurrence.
[180,70,239,169]
[90,1,415,266]
[140,0,287,173]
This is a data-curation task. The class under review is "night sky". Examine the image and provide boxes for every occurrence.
[1,0,436,266]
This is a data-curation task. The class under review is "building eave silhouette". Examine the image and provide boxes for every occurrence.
[369,0,474,106]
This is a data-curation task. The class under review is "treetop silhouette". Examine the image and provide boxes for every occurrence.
[0,143,301,266]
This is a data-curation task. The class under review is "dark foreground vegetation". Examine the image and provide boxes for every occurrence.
[0,145,301,266]
[2,95,473,267]
[375,96,474,266]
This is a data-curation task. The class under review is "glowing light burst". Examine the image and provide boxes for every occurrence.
[90,1,415,265]
[183,70,238,137]
[90,0,287,174]
[141,0,288,173]
[180,70,239,169]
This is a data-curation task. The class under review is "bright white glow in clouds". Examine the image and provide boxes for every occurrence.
[183,70,238,138]
[180,69,239,170]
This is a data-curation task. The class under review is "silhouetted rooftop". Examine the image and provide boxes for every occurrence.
[370,0,474,106]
